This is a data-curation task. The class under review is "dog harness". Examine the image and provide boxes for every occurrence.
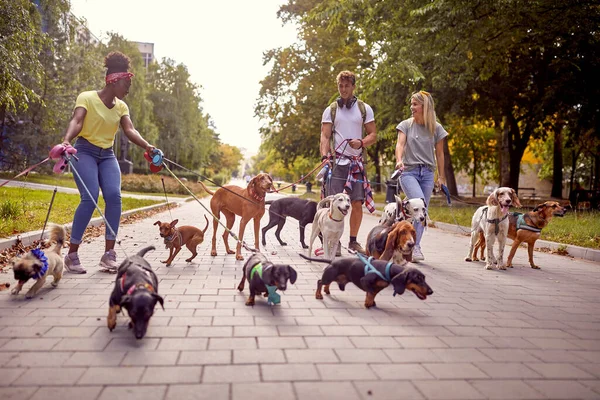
[513,212,542,233]
[250,263,280,305]
[30,248,49,280]
[482,206,509,235]
[356,253,398,296]
[163,229,182,249]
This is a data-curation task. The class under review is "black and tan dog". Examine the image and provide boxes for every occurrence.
[237,253,297,306]
[107,246,164,339]
[10,224,65,299]
[473,201,567,269]
[299,253,433,308]
[262,197,318,249]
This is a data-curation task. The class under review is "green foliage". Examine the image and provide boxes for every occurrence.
[0,199,21,219]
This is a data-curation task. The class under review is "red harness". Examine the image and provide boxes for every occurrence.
[120,273,154,295]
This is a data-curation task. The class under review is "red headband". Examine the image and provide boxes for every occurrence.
[106,72,134,84]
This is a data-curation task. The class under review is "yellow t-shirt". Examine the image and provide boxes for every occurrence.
[74,91,129,149]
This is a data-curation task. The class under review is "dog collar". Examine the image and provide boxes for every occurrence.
[30,248,49,280]
[483,207,509,235]
[250,263,280,305]
[119,273,155,295]
[248,187,264,202]
[328,212,343,222]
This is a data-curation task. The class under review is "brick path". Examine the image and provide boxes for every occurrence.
[1,197,599,400]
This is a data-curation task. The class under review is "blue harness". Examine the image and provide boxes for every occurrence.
[355,252,398,296]
[30,248,49,280]
[514,212,542,233]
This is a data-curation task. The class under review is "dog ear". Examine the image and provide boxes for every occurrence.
[421,197,427,208]
[153,221,161,226]
[170,219,179,227]
[381,227,399,261]
[533,203,543,212]
[486,190,499,206]
[152,293,165,310]
[391,270,408,295]
[287,265,297,284]
[510,188,521,207]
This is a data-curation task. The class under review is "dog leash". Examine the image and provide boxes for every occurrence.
[347,248,399,296]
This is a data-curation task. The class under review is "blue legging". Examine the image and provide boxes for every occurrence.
[70,138,121,244]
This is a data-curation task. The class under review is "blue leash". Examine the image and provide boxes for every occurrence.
[354,252,399,296]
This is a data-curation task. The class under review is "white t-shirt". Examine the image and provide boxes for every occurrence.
[322,101,375,165]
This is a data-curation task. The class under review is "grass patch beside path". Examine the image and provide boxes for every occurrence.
[0,187,161,239]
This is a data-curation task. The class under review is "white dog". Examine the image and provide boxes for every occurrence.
[465,187,521,270]
[379,195,427,227]
[308,193,351,260]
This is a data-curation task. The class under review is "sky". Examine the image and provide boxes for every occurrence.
[69,0,299,157]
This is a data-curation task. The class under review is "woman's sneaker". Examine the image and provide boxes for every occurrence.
[99,249,118,272]
[64,252,87,274]
[412,246,425,262]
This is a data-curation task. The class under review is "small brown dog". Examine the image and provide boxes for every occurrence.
[366,220,416,264]
[199,173,274,260]
[154,216,209,266]
[11,224,65,298]
[472,201,567,269]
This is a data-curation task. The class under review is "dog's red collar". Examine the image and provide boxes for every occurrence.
[328,212,343,222]
[248,187,264,202]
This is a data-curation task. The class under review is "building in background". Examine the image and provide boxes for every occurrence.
[135,42,154,68]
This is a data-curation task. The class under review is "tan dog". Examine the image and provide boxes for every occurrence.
[11,224,65,298]
[199,173,274,260]
[474,201,567,269]
[154,216,209,266]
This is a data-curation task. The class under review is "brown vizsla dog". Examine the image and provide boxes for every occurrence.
[154,216,209,266]
[199,173,274,260]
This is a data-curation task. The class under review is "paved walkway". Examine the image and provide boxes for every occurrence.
[1,197,599,400]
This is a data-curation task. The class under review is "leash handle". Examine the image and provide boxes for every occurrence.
[441,184,451,205]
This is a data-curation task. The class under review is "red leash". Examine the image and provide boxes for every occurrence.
[0,157,50,188]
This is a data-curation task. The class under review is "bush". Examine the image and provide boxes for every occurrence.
[210,173,230,187]
[0,199,21,219]
[121,174,209,196]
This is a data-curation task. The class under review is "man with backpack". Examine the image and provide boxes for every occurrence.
[320,70,377,255]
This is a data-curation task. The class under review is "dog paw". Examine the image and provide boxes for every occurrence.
[281,242,288,246]
[498,265,507,270]
[237,284,244,292]
[485,264,493,270]
[236,254,244,261]
[185,258,192,262]
[10,288,19,295]
[227,250,236,255]
[160,260,168,264]
[531,265,541,269]
[51,282,58,287]
[210,251,217,257]
[465,257,472,262]
[315,292,323,300]
[364,301,375,309]
[245,299,255,306]
[472,256,479,261]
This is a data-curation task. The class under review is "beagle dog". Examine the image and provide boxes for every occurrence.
[366,220,416,264]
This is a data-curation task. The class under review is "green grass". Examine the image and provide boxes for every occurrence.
[0,187,161,238]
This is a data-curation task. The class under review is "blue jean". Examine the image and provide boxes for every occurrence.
[70,138,121,244]
[399,165,434,247]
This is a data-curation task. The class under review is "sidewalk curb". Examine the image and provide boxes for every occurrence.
[433,221,600,263]
[0,201,178,252]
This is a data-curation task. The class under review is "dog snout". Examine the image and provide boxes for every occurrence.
[406,241,415,249]
[427,285,433,295]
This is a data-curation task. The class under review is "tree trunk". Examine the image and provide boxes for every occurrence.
[500,116,511,187]
[551,124,564,198]
[472,155,477,198]
[443,138,457,195]
[569,148,577,194]
[594,154,600,191]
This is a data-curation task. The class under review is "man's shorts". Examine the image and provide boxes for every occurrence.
[325,163,365,202]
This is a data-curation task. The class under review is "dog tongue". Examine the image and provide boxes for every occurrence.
[501,205,509,214]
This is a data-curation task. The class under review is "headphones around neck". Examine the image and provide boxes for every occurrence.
[337,95,357,109]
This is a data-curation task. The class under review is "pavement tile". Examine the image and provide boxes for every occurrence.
[78,367,144,385]
[232,383,295,400]
[202,365,260,383]
[261,363,319,381]
[97,385,166,400]
[0,387,38,400]
[233,349,285,364]
[13,367,86,386]
[140,366,203,383]
[165,383,229,400]
[6,351,72,367]
[353,381,424,400]
[413,380,484,399]
[29,386,103,400]
[525,379,599,399]
[370,363,434,380]
[294,381,361,400]
[469,380,545,399]
[178,350,231,365]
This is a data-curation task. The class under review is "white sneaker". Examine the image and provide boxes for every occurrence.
[412,246,425,262]
[99,249,118,272]
[64,252,87,274]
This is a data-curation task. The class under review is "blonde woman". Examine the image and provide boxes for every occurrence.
[395,91,448,261]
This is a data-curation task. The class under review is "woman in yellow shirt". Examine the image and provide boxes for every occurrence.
[61,51,156,273]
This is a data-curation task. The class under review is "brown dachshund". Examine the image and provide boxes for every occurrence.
[299,253,433,309]
[199,173,274,260]
[154,216,209,266]
[473,201,567,269]
[365,220,416,264]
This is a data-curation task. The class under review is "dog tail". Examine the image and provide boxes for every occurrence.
[47,224,66,255]
[198,180,215,195]
[298,253,333,264]
[136,246,156,258]
[202,215,209,234]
